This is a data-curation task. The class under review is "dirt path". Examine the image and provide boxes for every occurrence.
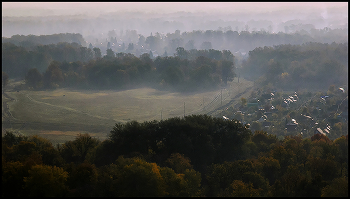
[2,91,17,120]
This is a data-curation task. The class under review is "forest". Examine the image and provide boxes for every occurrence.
[2,115,348,197]
[241,42,348,90]
[2,33,348,92]
[2,39,235,92]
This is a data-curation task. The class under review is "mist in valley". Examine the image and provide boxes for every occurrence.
[3,2,348,47]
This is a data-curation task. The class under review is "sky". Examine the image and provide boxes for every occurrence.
[2,2,348,16]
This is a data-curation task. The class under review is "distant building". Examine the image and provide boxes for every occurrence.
[285,119,298,132]
[258,106,265,111]
[286,123,297,132]
[323,128,330,134]
[314,128,326,136]
[258,115,267,123]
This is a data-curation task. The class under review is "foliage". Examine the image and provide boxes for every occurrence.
[64,162,98,196]
[25,68,43,89]
[206,160,256,196]
[321,176,348,197]
[251,131,278,155]
[241,42,348,90]
[1,116,348,197]
[27,135,64,166]
[23,164,69,197]
[221,180,261,197]
[105,156,166,197]
[108,115,252,172]
[2,41,91,79]
[2,161,28,197]
[165,153,193,173]
[3,39,237,92]
[59,133,100,164]
[43,61,64,88]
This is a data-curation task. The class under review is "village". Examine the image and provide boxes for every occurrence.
[219,86,348,140]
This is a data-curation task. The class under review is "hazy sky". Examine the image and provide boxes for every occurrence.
[2,2,348,16]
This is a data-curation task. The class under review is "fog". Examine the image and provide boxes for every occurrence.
[2,2,347,16]
[3,2,347,37]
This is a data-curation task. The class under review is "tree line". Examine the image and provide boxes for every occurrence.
[5,44,236,92]
[241,42,348,90]
[2,41,94,79]
[3,28,348,63]
[2,34,347,93]
[96,27,348,57]
[2,33,85,47]
[2,114,348,196]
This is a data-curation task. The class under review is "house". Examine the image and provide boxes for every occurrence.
[270,105,278,113]
[258,115,267,123]
[314,128,326,136]
[285,119,298,132]
[323,125,331,134]
[286,123,297,131]
[323,128,330,134]
[300,115,313,121]
[258,106,265,111]
[291,119,298,124]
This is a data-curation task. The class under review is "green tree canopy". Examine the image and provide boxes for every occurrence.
[25,68,43,89]
[24,164,68,197]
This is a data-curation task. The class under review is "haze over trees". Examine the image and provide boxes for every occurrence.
[2,3,347,44]
[2,9,348,58]
[3,34,347,93]
[2,38,237,92]
[241,42,348,90]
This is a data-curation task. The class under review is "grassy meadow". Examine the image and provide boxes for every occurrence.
[2,78,253,145]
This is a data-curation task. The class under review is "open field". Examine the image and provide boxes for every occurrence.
[2,78,254,145]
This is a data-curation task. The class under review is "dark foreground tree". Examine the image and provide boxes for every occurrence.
[107,115,252,174]
[23,164,69,197]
